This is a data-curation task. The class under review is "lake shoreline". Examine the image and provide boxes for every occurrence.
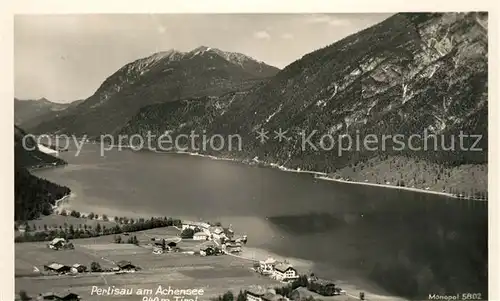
[107,145,484,201]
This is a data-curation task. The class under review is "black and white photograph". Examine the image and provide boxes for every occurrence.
[9,8,489,301]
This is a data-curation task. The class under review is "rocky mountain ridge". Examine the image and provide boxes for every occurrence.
[118,12,488,174]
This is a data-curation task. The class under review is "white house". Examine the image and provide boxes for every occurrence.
[259,257,276,275]
[273,263,299,282]
[209,226,226,240]
[48,238,68,250]
[193,231,210,240]
[182,221,211,234]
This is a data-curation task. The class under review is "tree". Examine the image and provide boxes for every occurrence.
[96,223,102,234]
[19,290,30,301]
[127,235,139,245]
[114,235,122,244]
[88,212,95,220]
[222,291,234,301]
[90,261,102,272]
[181,228,195,239]
[236,290,246,301]
[102,214,108,221]
[60,210,67,216]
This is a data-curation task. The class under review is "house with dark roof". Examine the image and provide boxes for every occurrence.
[261,292,288,301]
[272,263,299,282]
[116,260,138,271]
[43,263,71,274]
[308,278,340,296]
[246,287,267,301]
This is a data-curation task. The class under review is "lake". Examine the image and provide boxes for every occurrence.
[33,143,488,300]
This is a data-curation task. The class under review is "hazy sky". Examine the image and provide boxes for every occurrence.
[15,13,392,103]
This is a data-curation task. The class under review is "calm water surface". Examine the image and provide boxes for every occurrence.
[33,144,488,299]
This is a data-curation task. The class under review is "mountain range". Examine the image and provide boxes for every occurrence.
[18,12,488,195]
[24,46,279,136]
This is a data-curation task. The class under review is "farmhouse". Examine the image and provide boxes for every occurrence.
[273,263,299,282]
[47,238,74,250]
[116,260,138,272]
[193,231,210,240]
[71,264,87,273]
[200,245,222,256]
[43,263,72,274]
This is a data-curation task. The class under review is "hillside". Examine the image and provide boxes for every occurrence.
[14,125,67,168]
[14,126,71,221]
[16,98,85,130]
[118,13,488,194]
[28,47,280,137]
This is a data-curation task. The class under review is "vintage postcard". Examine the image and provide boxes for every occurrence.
[3,1,495,300]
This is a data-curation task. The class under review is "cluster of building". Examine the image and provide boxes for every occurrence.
[254,259,348,299]
[43,263,87,275]
[182,220,248,254]
[151,239,178,255]
[257,258,300,282]
[42,260,139,275]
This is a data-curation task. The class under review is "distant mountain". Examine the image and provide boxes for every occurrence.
[15,97,69,125]
[28,47,280,137]
[15,98,85,130]
[14,126,70,221]
[119,12,487,193]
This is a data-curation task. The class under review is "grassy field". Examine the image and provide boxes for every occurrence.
[16,227,279,300]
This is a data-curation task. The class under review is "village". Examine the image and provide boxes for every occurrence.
[16,218,357,301]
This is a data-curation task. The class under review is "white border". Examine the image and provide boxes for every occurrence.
[1,1,497,300]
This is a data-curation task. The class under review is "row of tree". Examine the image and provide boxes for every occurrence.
[15,216,182,243]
